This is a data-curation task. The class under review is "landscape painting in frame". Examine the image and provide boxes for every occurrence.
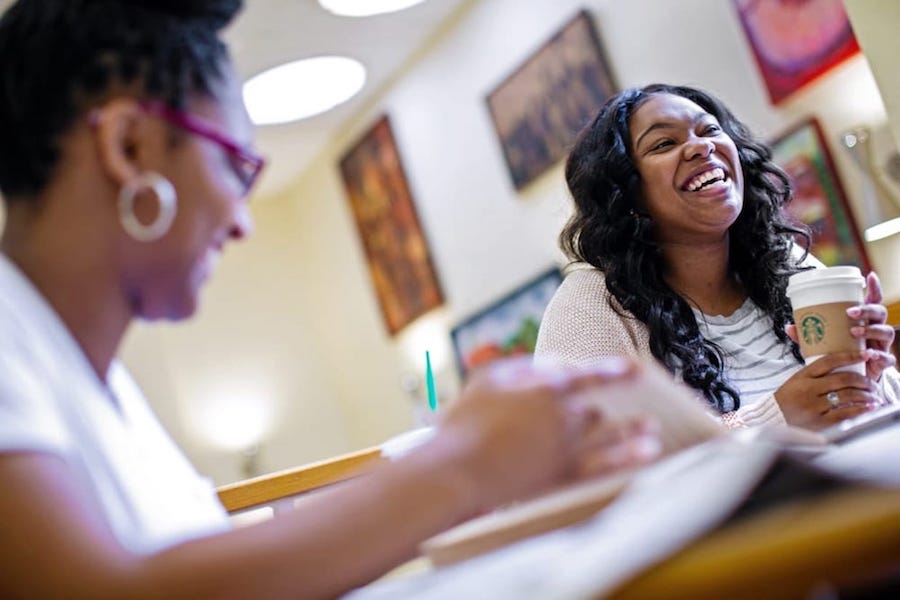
[339,115,444,335]
[451,268,562,378]
[771,118,871,271]
[486,10,616,190]
[733,0,860,104]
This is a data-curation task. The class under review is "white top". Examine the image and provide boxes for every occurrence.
[0,254,230,554]
[693,299,802,407]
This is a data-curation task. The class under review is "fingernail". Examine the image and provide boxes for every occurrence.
[851,326,865,336]
[847,307,862,318]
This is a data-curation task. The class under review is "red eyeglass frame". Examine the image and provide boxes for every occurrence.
[88,99,266,196]
[137,100,266,196]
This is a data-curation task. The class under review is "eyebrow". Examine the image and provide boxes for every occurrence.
[633,113,714,150]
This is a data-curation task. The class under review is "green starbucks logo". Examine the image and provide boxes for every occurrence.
[800,314,826,346]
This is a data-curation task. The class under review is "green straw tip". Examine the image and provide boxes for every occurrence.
[425,350,439,412]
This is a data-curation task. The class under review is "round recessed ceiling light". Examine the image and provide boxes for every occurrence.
[243,56,366,125]
[318,0,427,17]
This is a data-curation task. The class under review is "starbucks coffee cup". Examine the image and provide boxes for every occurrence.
[785,266,866,375]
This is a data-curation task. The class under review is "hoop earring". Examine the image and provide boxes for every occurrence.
[118,172,177,242]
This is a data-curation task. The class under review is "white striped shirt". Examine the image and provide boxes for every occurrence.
[693,298,803,409]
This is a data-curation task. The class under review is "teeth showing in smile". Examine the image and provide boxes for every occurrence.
[685,167,726,192]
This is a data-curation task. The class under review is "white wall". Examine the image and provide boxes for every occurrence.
[846,0,900,149]
[844,0,900,277]
[125,0,899,484]
[121,192,355,483]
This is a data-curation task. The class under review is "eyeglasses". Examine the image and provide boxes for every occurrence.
[137,100,266,196]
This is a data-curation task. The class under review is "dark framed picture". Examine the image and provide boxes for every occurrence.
[451,267,563,378]
[339,115,444,335]
[486,10,616,190]
[770,118,871,271]
[732,0,860,104]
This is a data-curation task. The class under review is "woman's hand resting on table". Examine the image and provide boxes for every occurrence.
[431,357,661,515]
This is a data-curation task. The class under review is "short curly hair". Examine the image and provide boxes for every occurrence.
[0,0,243,199]
[561,83,810,412]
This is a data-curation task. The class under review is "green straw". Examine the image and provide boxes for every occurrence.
[425,350,439,412]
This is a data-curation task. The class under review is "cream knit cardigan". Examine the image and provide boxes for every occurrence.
[535,265,899,429]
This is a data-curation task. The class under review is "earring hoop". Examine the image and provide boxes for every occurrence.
[118,172,177,242]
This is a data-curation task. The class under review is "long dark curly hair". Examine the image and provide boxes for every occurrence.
[561,83,810,412]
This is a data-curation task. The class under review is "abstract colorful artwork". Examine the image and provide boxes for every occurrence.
[339,115,444,335]
[451,268,562,378]
[733,0,861,104]
[771,118,870,271]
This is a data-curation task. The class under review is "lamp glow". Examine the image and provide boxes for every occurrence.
[397,311,452,374]
[318,0,427,17]
[864,217,900,242]
[243,56,366,125]
[185,389,275,452]
[842,125,900,243]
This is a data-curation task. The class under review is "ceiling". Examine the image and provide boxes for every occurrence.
[0,0,472,198]
[226,0,473,197]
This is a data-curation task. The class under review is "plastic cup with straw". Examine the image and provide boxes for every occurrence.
[380,352,439,459]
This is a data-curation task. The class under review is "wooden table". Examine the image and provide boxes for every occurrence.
[608,423,900,599]
[607,485,900,599]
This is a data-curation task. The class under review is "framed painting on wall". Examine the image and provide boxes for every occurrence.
[486,10,616,190]
[770,118,871,271]
[450,267,563,379]
[339,115,444,335]
[733,0,860,104]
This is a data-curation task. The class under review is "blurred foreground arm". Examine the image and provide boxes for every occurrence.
[0,357,658,599]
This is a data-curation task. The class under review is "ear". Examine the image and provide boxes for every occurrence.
[90,99,145,188]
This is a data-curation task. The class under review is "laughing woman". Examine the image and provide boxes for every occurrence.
[536,83,900,432]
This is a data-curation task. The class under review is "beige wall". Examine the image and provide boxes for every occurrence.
[846,0,900,151]
[123,0,900,484]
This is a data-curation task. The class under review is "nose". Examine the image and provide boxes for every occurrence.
[229,202,254,240]
[684,137,715,160]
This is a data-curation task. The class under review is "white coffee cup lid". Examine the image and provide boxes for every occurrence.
[786,266,863,296]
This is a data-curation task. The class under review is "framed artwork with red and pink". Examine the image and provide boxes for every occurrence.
[733,0,861,104]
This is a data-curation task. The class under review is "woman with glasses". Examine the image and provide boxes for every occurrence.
[0,1,661,597]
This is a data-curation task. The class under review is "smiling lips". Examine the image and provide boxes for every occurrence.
[683,166,727,192]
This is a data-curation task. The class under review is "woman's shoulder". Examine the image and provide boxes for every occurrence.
[536,264,650,365]
[546,264,639,317]
[557,264,610,298]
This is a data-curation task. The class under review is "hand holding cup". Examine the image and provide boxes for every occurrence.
[781,267,890,428]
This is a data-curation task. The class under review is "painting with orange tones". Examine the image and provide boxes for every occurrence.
[771,118,870,271]
[451,268,562,378]
[339,115,444,335]
[733,0,860,104]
